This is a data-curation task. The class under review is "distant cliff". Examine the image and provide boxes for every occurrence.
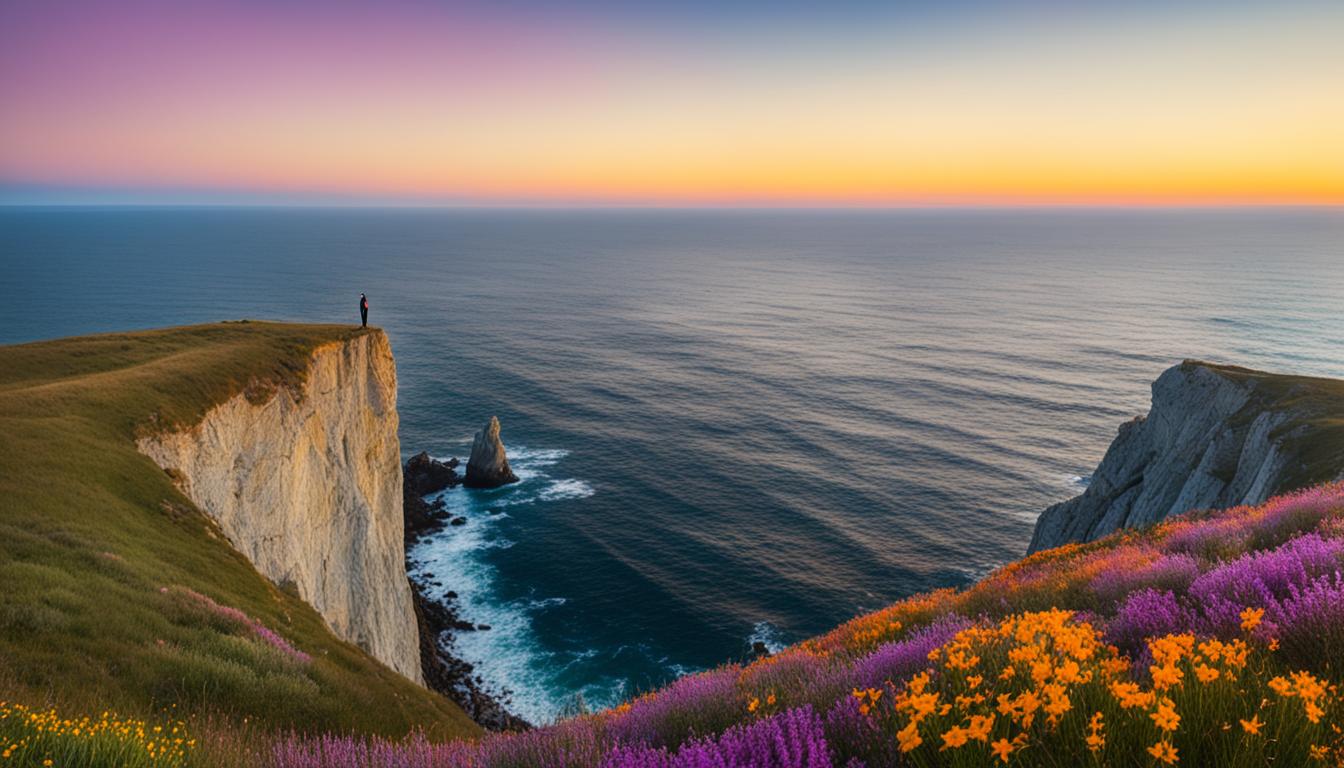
[1029,360,1344,553]
[137,330,422,682]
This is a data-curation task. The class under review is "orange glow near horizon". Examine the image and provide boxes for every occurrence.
[2,1,1342,206]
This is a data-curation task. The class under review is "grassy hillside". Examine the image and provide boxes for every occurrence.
[270,484,1344,767]
[1192,360,1344,491]
[0,322,479,751]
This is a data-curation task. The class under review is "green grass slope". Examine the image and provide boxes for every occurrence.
[0,322,478,741]
[1190,360,1344,491]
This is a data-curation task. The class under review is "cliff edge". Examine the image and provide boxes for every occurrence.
[137,329,422,682]
[1029,360,1344,553]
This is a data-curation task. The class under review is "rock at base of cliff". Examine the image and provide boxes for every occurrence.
[463,416,520,489]
[405,451,460,496]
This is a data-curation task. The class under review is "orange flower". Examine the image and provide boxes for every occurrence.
[1240,715,1263,735]
[941,725,970,749]
[897,721,922,753]
[967,714,995,742]
[1150,700,1180,732]
[1147,740,1179,764]
[1240,607,1265,632]
[1150,664,1183,690]
[1194,664,1220,684]
[990,737,1013,763]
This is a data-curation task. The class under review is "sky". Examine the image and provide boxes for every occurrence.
[1,0,1341,206]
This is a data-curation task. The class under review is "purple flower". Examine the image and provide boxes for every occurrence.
[602,707,832,768]
[1188,533,1344,636]
[1089,550,1200,608]
[1104,589,1197,656]
[849,615,970,690]
[605,667,743,751]
[1265,572,1344,669]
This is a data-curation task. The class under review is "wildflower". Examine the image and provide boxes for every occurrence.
[1150,699,1181,732]
[1310,745,1329,761]
[747,698,759,713]
[941,725,970,749]
[897,721,922,753]
[1148,740,1179,764]
[1150,664,1183,690]
[1240,715,1263,735]
[967,714,995,742]
[991,737,1013,763]
[1194,664,1220,684]
[1240,607,1265,632]
[1269,676,1294,697]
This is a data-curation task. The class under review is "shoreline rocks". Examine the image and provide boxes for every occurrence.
[402,452,460,544]
[401,448,530,731]
[463,416,520,489]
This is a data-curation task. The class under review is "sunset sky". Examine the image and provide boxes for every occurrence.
[2,0,1341,206]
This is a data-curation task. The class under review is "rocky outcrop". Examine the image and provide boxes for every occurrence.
[137,331,423,683]
[463,416,519,489]
[403,453,460,544]
[1029,360,1344,554]
[406,451,460,497]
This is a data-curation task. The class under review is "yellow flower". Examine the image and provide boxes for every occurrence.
[1240,607,1265,632]
[1310,745,1329,761]
[747,698,759,713]
[1147,740,1179,764]
[1240,715,1263,735]
[990,737,1013,763]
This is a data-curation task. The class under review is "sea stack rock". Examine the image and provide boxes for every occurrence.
[463,416,520,488]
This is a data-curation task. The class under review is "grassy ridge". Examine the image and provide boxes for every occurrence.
[0,322,478,742]
[269,484,1344,767]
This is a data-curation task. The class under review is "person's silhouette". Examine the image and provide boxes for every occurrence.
[359,293,369,328]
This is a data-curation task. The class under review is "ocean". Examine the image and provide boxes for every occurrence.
[2,207,1341,723]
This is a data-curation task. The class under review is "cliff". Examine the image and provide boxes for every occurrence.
[1029,360,1344,553]
[0,322,476,738]
[137,330,422,682]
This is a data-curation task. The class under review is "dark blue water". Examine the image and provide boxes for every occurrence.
[3,207,1342,722]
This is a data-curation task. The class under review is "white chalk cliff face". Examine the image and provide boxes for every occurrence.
[1028,361,1328,554]
[137,331,423,683]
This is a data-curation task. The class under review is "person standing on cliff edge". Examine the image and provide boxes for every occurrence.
[359,293,369,328]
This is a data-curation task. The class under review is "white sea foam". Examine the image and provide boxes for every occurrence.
[408,444,595,725]
[748,621,788,654]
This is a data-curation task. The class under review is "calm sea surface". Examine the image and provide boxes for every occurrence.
[2,207,1341,721]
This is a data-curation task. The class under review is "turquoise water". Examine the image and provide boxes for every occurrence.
[3,207,1342,722]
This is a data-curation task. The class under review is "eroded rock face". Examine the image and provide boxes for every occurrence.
[463,416,519,489]
[137,331,423,683]
[1028,361,1320,554]
[405,452,459,497]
